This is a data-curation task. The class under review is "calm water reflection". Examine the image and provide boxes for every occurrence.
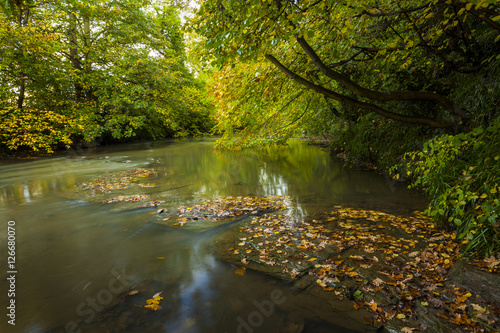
[0,139,426,333]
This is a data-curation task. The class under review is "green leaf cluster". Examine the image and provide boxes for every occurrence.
[0,0,214,154]
[402,119,500,257]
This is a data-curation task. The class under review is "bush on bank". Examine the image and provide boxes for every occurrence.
[400,117,500,257]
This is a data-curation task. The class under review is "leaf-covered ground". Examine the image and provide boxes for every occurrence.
[216,207,500,332]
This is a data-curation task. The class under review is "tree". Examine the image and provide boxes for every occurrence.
[194,0,500,145]
[0,0,214,153]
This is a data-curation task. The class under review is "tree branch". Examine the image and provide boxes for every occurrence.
[356,3,431,18]
[264,54,453,128]
[295,36,464,119]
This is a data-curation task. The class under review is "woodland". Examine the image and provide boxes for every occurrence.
[1,0,499,259]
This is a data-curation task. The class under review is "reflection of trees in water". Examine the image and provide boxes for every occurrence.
[0,139,425,211]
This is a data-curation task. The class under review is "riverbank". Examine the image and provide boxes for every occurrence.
[210,204,500,332]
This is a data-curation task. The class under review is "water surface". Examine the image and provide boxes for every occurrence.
[0,139,426,333]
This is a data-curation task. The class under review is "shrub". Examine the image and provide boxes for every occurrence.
[401,117,500,257]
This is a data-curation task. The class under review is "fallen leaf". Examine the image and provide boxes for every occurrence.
[144,295,163,311]
[484,256,500,269]
[401,327,416,333]
[235,266,246,276]
[471,303,486,313]
[144,303,162,311]
[368,300,378,312]
[372,278,384,287]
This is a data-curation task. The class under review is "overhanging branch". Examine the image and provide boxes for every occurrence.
[264,54,453,128]
[295,36,464,119]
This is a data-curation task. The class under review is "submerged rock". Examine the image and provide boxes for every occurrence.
[447,259,500,304]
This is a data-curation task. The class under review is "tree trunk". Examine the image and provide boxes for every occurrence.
[69,13,83,101]
[16,2,29,110]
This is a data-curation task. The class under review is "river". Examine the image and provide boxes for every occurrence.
[0,138,427,333]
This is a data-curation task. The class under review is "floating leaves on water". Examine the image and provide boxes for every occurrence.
[138,183,155,188]
[102,194,151,203]
[76,168,156,195]
[167,196,292,226]
[144,295,163,311]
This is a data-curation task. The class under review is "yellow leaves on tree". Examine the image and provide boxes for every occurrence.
[0,108,73,153]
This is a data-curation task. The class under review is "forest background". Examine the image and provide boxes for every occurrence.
[1,0,499,258]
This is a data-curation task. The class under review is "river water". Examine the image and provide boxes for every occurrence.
[0,139,426,333]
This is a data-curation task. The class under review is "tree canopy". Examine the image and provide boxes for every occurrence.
[0,0,214,153]
[193,0,500,257]
[194,0,499,146]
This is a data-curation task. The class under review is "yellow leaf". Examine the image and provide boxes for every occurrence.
[235,266,246,276]
[144,295,163,311]
[157,257,166,259]
[308,257,317,261]
[480,193,488,199]
[369,300,378,312]
[144,303,162,311]
[316,279,327,287]
[397,313,406,319]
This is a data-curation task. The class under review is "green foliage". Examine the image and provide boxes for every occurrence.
[0,0,214,154]
[329,114,431,170]
[195,0,499,144]
[401,117,500,257]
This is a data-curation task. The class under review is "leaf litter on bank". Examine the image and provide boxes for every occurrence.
[221,207,500,332]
